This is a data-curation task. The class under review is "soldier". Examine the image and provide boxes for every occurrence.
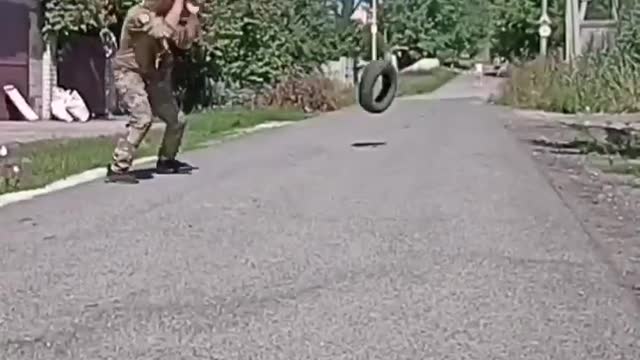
[106,0,201,184]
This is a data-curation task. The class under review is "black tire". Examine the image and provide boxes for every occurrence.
[358,60,398,114]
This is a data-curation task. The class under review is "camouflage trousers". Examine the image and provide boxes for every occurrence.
[110,68,186,173]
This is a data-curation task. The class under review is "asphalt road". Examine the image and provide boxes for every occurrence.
[1,78,639,359]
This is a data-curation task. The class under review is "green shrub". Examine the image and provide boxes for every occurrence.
[253,76,355,113]
[487,0,565,61]
[499,0,640,114]
[616,0,640,60]
[500,50,640,114]
[172,0,360,110]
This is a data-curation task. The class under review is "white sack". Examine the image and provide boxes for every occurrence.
[51,87,74,122]
[66,90,90,122]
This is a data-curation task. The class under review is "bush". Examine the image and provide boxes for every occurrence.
[499,50,640,114]
[499,0,640,114]
[253,76,355,113]
[616,0,640,59]
[169,0,360,110]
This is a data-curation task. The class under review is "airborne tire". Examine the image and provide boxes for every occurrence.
[358,60,398,114]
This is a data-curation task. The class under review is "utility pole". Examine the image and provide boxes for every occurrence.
[538,0,552,56]
[371,0,378,60]
[565,0,581,62]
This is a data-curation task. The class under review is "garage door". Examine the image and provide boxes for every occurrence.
[0,0,30,120]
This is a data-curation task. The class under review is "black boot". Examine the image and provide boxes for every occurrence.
[155,159,197,174]
[105,165,139,184]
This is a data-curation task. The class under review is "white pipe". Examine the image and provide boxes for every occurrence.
[3,84,39,121]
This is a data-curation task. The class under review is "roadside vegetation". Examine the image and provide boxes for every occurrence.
[500,50,640,114]
[397,68,458,97]
[494,0,640,180]
[499,0,640,114]
[13,0,615,194]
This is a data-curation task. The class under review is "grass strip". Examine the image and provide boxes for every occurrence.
[396,67,458,97]
[0,108,308,194]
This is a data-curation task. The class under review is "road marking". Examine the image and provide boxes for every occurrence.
[0,121,294,209]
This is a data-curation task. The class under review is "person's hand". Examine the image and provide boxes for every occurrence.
[185,1,199,15]
[164,0,185,27]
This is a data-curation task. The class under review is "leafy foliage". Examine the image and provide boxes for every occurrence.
[383,0,491,60]
[42,0,136,40]
[44,0,360,111]
[500,0,640,114]
[487,0,540,59]
[616,0,640,60]
[486,0,564,60]
[198,0,353,86]
[381,0,566,62]
[172,0,359,110]
[500,51,640,114]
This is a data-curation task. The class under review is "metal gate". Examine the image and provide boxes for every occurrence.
[0,0,30,120]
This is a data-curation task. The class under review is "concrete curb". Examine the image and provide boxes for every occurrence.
[0,121,294,209]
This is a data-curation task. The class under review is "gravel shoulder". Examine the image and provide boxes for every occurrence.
[503,108,640,300]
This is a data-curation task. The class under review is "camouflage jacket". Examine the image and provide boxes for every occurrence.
[113,4,201,79]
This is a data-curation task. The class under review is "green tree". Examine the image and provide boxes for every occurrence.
[383,0,491,61]
[485,0,566,60]
[174,0,358,109]
[43,0,358,110]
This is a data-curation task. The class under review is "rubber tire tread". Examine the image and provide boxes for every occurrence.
[358,60,398,114]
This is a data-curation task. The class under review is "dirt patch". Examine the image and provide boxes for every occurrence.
[503,110,640,300]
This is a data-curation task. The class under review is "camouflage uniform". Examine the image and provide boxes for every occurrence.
[108,0,200,181]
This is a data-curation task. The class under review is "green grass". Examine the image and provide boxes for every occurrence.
[0,108,308,195]
[396,68,458,97]
[182,108,308,150]
[605,163,640,177]
[499,52,640,114]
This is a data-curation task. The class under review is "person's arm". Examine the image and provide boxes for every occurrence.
[127,0,185,40]
[163,0,184,28]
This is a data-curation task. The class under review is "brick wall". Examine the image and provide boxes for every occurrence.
[40,39,57,120]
